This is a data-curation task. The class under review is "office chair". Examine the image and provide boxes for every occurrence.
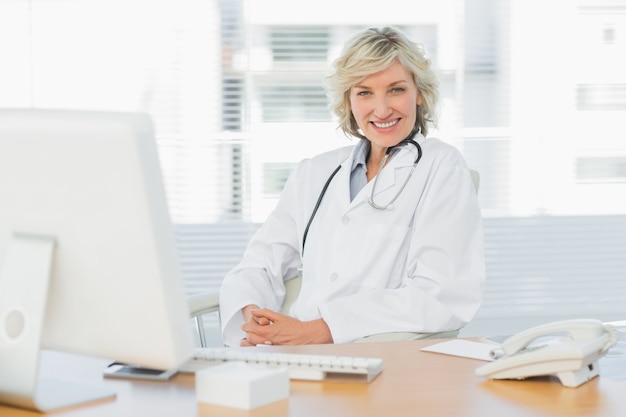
[189,170,480,347]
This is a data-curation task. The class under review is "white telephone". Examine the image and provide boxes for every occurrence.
[476,319,618,388]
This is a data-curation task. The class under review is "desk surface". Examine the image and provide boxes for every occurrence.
[1,339,624,417]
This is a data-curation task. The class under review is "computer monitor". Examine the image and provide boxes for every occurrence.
[0,109,194,412]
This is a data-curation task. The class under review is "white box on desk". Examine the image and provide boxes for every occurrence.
[195,362,290,409]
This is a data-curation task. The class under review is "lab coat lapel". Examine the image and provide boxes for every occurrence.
[342,140,419,211]
[367,149,415,200]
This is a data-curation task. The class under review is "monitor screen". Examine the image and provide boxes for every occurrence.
[0,109,194,412]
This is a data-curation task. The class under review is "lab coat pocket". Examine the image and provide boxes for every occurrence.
[351,223,409,289]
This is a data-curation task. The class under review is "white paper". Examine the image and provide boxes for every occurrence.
[420,339,498,361]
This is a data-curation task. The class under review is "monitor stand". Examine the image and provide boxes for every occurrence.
[0,233,116,412]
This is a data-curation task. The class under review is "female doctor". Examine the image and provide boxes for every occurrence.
[219,27,485,347]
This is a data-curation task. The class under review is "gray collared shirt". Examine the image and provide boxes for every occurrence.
[350,140,370,201]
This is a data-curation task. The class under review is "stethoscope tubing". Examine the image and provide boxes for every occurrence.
[301,164,341,256]
[368,138,421,210]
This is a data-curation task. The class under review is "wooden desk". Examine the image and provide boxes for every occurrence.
[1,340,624,417]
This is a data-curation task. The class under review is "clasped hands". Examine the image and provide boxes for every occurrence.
[240,304,333,346]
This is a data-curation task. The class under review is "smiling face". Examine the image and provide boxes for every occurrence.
[349,60,422,156]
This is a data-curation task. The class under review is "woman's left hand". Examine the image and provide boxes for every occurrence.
[240,309,333,345]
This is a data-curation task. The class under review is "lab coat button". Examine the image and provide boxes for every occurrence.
[330,273,338,282]
[341,216,350,224]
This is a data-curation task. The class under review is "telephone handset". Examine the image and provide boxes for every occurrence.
[476,319,618,388]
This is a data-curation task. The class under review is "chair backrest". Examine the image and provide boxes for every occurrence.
[280,276,302,314]
[470,169,480,192]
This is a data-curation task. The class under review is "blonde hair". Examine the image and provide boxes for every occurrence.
[325,27,439,139]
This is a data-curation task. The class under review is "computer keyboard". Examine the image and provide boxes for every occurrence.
[178,347,384,382]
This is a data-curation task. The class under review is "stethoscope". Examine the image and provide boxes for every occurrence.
[301,131,422,255]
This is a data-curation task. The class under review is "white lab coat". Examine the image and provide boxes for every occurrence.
[220,134,485,346]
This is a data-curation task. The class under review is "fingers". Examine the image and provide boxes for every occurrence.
[240,337,256,347]
[240,336,273,346]
[241,317,272,337]
[254,316,271,326]
[242,305,273,326]
[241,310,278,345]
[250,308,282,324]
[242,304,260,323]
[241,330,273,346]
[241,309,293,346]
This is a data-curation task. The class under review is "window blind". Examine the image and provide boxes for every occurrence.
[1,0,625,339]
